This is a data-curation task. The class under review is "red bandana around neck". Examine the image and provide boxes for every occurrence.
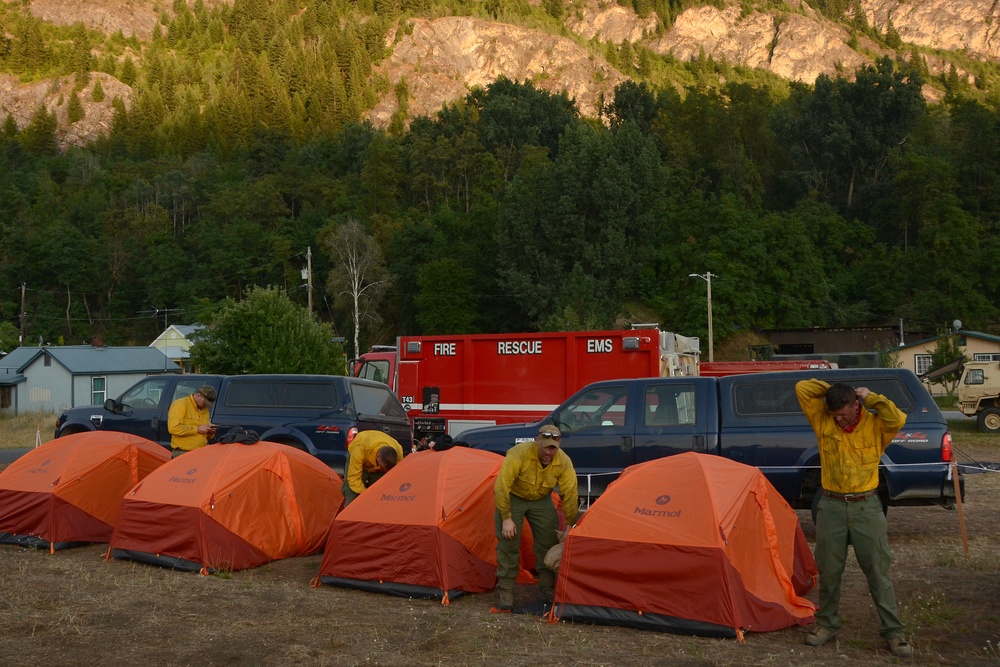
[841,401,863,433]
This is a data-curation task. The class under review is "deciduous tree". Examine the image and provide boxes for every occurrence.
[189,286,344,374]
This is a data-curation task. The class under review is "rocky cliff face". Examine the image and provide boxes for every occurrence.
[368,16,628,127]
[3,0,997,145]
[862,0,1000,61]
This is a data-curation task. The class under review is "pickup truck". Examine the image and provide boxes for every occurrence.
[458,369,962,511]
[53,374,412,472]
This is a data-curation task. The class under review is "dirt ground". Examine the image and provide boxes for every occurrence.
[0,441,998,667]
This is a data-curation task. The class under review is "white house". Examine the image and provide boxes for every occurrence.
[0,345,180,416]
[149,323,205,373]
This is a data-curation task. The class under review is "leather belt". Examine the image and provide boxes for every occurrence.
[822,489,877,502]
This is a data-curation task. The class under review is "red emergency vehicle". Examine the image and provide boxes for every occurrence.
[352,327,700,441]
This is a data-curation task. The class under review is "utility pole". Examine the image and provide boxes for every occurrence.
[19,283,25,344]
[688,272,716,362]
[307,246,313,314]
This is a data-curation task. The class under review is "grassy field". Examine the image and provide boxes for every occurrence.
[0,411,54,449]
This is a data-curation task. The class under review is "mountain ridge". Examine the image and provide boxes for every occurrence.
[2,0,995,145]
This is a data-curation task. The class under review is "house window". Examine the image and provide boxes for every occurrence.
[92,377,107,404]
[43,353,51,367]
[914,354,932,376]
[1,386,10,409]
[973,353,1000,362]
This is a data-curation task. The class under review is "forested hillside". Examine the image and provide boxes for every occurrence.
[0,0,998,356]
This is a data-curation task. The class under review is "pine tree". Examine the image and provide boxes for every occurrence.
[67,91,84,124]
[120,56,138,86]
[2,114,18,138]
[92,77,105,102]
[19,105,59,156]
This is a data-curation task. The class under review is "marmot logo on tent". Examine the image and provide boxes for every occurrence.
[168,468,199,484]
[399,482,412,492]
[633,506,682,518]
[381,493,416,502]
[28,460,51,473]
[655,495,672,505]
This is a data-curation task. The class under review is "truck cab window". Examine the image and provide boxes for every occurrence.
[644,385,696,426]
[359,361,390,385]
[558,386,628,432]
[120,378,171,411]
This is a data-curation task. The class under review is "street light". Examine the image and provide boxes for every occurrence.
[688,272,715,362]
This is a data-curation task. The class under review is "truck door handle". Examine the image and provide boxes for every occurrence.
[151,417,159,429]
[692,435,705,452]
[620,436,633,453]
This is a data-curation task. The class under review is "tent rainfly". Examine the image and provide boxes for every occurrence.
[0,431,170,552]
[552,452,817,639]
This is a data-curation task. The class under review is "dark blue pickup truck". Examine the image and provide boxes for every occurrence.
[53,374,412,472]
[458,369,962,511]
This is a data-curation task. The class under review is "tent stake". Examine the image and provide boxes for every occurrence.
[951,460,969,560]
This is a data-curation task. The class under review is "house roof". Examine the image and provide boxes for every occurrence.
[150,323,205,345]
[0,347,41,373]
[897,330,1000,351]
[0,346,180,374]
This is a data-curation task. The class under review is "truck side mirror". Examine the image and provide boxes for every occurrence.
[103,398,118,413]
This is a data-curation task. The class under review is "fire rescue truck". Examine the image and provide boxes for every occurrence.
[351,327,700,441]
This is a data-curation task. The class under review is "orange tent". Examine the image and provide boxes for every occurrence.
[110,442,342,573]
[0,431,170,552]
[317,447,535,601]
[553,452,817,638]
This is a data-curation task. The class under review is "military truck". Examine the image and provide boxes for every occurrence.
[957,360,1000,432]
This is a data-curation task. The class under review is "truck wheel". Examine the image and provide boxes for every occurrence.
[977,407,1000,433]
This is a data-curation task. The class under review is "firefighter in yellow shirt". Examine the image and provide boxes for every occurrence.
[494,424,578,611]
[342,430,404,507]
[796,379,912,658]
[167,385,217,457]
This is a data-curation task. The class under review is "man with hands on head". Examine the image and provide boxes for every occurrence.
[494,424,578,611]
[795,379,913,659]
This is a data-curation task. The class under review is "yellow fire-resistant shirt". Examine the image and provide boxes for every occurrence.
[346,431,405,494]
[494,440,579,525]
[167,394,211,452]
[796,378,907,494]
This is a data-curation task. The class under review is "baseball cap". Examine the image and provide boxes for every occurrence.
[198,385,217,403]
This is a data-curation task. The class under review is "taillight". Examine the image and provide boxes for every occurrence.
[941,431,953,462]
[345,427,358,448]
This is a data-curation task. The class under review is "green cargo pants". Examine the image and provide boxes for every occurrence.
[495,494,558,593]
[813,493,906,640]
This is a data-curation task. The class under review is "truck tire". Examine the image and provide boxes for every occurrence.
[977,407,1000,433]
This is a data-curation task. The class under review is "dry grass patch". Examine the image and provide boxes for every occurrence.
[0,411,55,449]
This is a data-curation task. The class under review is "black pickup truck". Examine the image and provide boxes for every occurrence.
[458,369,962,511]
[53,374,412,472]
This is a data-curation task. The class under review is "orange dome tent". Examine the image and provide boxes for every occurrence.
[553,452,817,638]
[110,441,342,573]
[317,447,536,601]
[0,431,170,552]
